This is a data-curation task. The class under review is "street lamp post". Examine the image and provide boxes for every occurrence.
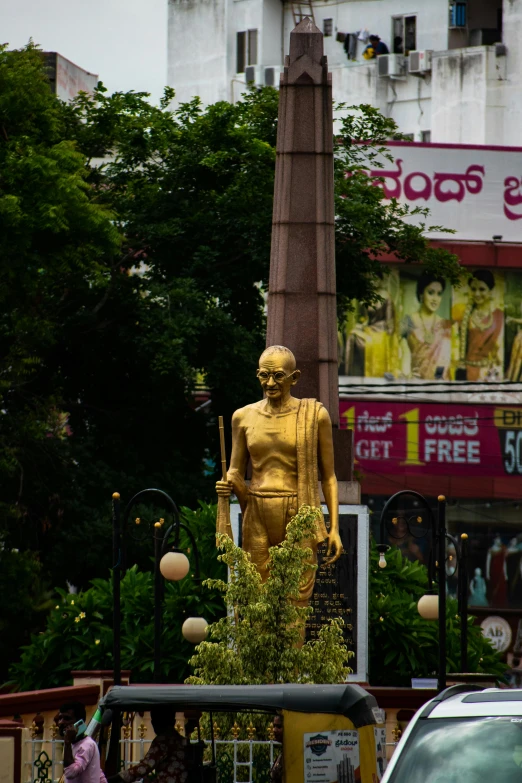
[377,491,469,691]
[111,489,207,686]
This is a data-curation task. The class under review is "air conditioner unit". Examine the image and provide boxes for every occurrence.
[244,65,263,85]
[409,50,433,74]
[264,66,283,88]
[378,54,406,78]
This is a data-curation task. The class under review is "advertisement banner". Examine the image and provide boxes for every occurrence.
[303,730,360,783]
[372,142,522,243]
[374,727,387,781]
[340,401,522,478]
[338,267,522,382]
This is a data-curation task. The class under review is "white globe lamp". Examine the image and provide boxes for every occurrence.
[159,551,190,581]
[182,617,208,644]
[418,593,439,620]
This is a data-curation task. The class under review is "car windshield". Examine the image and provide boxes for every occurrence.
[388,716,522,783]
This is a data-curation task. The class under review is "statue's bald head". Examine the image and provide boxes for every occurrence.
[259,345,296,372]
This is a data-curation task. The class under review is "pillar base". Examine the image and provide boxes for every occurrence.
[320,481,361,505]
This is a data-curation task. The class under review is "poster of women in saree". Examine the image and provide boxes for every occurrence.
[339,268,522,381]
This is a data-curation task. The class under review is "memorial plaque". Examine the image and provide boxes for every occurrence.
[305,514,358,669]
[230,503,369,682]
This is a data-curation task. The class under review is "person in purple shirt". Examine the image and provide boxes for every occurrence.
[58,702,107,783]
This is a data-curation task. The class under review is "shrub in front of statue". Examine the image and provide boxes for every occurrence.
[186,504,353,686]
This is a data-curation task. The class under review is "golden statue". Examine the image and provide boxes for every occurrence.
[216,345,342,605]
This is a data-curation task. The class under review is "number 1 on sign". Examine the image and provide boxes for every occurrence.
[341,406,358,463]
[399,407,425,466]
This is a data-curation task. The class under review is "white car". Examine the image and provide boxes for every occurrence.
[381,685,522,783]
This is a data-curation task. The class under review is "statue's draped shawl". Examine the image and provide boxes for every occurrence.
[296,398,328,543]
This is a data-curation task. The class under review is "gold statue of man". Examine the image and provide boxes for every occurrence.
[216,345,342,605]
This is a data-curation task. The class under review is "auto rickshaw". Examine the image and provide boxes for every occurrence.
[91,683,385,783]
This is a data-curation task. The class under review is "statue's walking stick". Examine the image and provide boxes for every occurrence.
[216,415,234,541]
[219,415,227,487]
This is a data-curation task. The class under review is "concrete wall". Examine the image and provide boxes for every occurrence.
[431,46,508,144]
[168,0,228,105]
[432,47,489,144]
[501,0,522,147]
[261,0,283,67]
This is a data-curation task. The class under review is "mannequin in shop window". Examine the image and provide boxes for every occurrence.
[507,537,522,606]
[486,536,508,607]
[469,567,488,607]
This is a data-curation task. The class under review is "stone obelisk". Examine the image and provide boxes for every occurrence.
[266,18,357,500]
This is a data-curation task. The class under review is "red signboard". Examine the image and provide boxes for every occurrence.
[340,401,522,479]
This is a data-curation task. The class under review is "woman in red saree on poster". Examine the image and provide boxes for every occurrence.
[453,270,504,381]
[401,273,451,379]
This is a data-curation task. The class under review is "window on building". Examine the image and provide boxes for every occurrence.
[237,31,246,73]
[449,1,467,28]
[421,130,432,143]
[248,29,258,66]
[392,15,417,55]
[236,29,258,73]
[323,18,333,37]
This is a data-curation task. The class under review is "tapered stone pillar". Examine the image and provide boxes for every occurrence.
[266,18,355,489]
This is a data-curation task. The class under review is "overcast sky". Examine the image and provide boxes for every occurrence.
[2,0,168,103]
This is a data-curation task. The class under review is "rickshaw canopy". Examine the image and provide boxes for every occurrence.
[101,684,378,727]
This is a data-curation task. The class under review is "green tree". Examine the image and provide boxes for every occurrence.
[368,542,507,686]
[187,506,352,685]
[0,547,54,681]
[1,44,461,680]
[0,43,121,562]
[8,503,226,691]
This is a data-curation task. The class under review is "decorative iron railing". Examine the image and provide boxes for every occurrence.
[24,737,279,783]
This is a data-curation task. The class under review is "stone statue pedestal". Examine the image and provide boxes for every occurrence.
[321,481,361,505]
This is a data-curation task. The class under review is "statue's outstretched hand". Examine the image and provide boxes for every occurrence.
[216,479,233,498]
[324,530,343,565]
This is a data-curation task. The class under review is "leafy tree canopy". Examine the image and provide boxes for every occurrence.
[1,43,460,680]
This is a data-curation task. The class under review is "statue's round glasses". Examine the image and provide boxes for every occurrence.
[256,370,294,383]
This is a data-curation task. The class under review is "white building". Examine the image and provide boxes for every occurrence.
[43,53,98,102]
[167,0,522,145]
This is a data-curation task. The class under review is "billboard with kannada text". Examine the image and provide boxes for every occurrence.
[340,400,522,478]
[373,142,522,242]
